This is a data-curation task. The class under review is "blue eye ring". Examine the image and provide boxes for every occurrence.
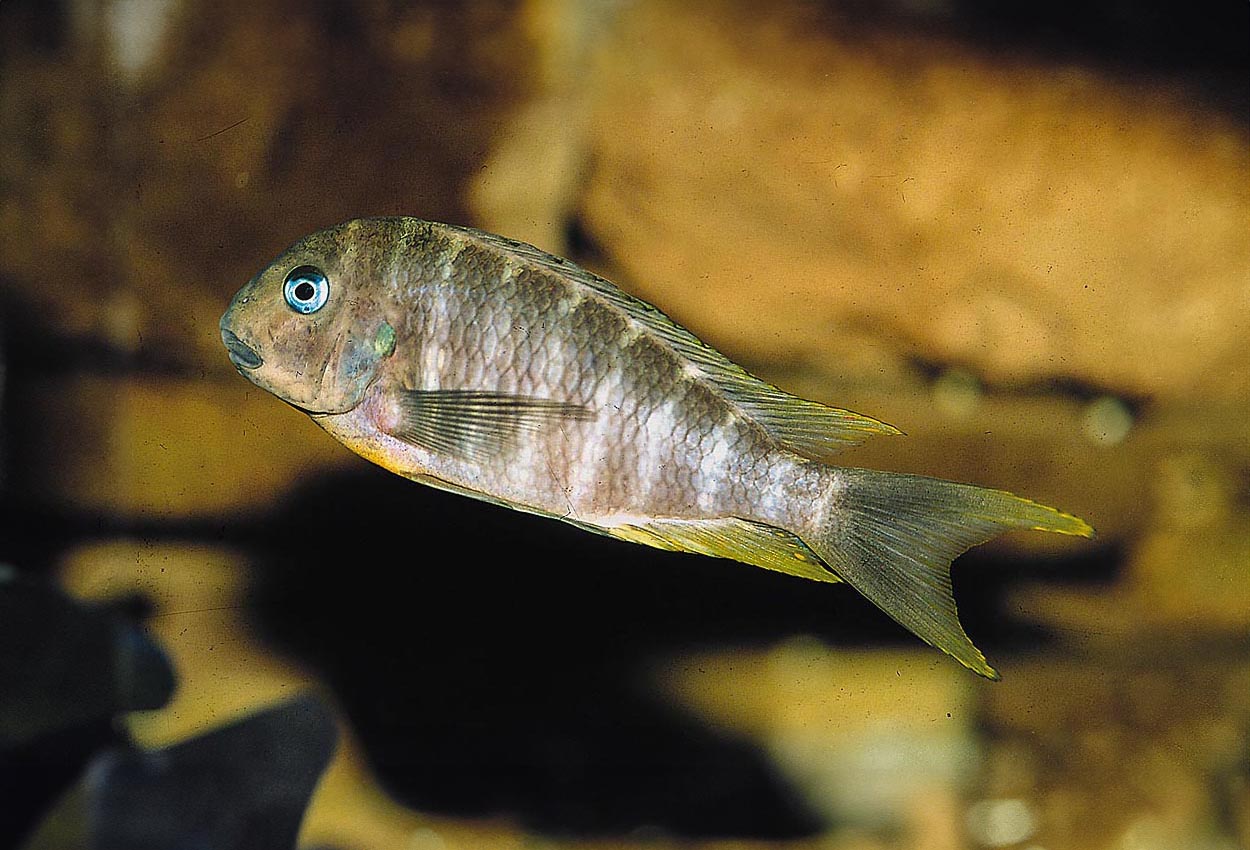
[283,266,329,314]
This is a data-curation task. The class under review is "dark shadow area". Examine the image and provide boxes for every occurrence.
[238,464,1122,837]
[0,457,1126,839]
[949,0,1248,77]
[837,0,1249,121]
[246,466,826,839]
[0,416,1125,841]
[0,322,1125,841]
[952,539,1127,653]
[0,580,174,848]
[4,0,1245,126]
[902,351,1154,413]
[0,718,120,847]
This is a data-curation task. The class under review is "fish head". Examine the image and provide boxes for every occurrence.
[220,221,399,415]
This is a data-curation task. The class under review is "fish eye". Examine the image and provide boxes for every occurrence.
[283,266,329,314]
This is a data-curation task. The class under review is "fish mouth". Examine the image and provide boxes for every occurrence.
[221,328,263,370]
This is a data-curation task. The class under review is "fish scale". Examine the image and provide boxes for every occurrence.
[407,237,752,519]
[221,216,1094,679]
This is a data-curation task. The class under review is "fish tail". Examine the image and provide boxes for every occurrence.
[802,467,1094,679]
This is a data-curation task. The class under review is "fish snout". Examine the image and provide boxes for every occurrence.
[221,327,263,370]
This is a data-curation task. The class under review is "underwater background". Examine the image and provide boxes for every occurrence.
[0,1,1247,848]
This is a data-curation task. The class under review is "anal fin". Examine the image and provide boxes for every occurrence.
[609,517,840,584]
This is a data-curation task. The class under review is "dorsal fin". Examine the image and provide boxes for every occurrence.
[454,226,901,460]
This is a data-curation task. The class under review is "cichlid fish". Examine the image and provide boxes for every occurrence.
[220,217,1093,679]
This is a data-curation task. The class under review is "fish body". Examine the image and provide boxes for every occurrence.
[221,217,1093,678]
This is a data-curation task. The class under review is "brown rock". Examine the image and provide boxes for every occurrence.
[579,0,1250,402]
[0,0,538,375]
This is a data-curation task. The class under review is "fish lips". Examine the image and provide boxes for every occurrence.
[219,324,333,416]
[221,327,264,371]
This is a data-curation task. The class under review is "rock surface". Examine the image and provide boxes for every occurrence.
[577,0,1250,402]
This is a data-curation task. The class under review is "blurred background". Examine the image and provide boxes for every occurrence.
[0,1,1247,848]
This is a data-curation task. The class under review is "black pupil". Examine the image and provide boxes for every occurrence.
[294,280,316,301]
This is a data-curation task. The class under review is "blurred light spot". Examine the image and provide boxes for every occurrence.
[235,171,250,189]
[1081,395,1133,445]
[1154,452,1232,529]
[103,290,143,353]
[1118,816,1165,850]
[771,731,958,826]
[104,0,181,80]
[406,827,446,850]
[707,92,744,129]
[933,368,982,419]
[966,797,1037,846]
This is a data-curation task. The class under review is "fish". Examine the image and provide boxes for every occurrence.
[220,217,1093,679]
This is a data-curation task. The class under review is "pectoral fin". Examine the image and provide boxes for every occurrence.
[391,389,593,462]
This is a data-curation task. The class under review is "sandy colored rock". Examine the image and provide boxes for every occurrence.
[12,375,355,519]
[1013,446,1250,638]
[579,0,1250,401]
[58,541,310,744]
[658,640,976,846]
[467,0,622,253]
[979,654,1250,850]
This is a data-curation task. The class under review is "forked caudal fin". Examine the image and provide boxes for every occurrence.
[805,468,1094,680]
